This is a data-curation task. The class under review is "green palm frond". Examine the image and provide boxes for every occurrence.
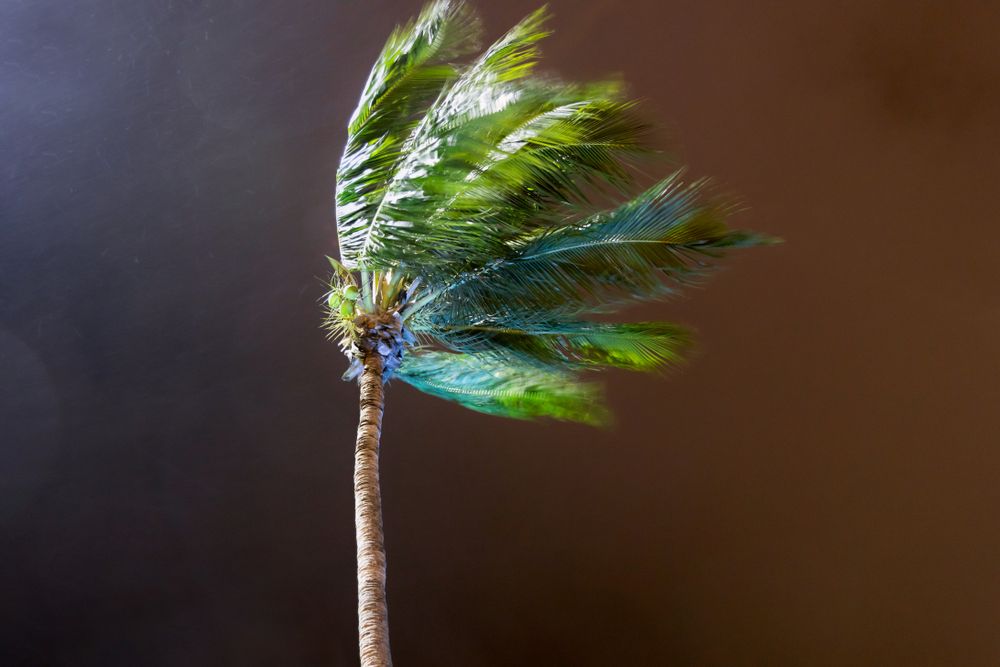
[365,86,648,277]
[395,350,609,425]
[431,88,647,243]
[338,6,548,271]
[475,94,646,200]
[413,320,692,372]
[336,0,480,267]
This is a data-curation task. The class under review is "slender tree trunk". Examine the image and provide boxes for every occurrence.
[354,353,392,666]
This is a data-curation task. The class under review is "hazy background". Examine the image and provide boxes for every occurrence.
[2,0,999,664]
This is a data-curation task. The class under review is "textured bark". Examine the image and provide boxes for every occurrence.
[354,354,392,667]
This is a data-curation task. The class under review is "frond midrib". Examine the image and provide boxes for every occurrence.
[513,235,700,262]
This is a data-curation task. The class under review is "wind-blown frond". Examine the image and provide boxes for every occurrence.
[339,5,652,278]
[431,88,648,246]
[336,0,481,268]
[342,6,552,273]
[472,94,646,199]
[414,319,692,372]
[380,93,648,273]
[396,350,608,425]
[360,90,649,276]
[420,173,773,322]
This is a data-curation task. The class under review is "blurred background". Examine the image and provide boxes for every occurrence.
[2,0,999,664]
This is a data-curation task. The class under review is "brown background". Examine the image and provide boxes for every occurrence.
[2,0,999,664]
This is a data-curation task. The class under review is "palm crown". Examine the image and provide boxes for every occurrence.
[327,0,772,425]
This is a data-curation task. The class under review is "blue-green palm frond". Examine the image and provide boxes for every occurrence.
[422,173,773,322]
[395,350,609,425]
[413,319,692,372]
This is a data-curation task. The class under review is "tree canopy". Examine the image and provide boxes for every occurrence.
[328,0,774,425]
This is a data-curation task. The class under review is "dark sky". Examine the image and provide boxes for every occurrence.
[2,0,999,665]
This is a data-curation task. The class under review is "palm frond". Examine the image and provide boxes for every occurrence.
[421,173,774,322]
[471,88,647,202]
[425,88,649,249]
[336,0,481,268]
[364,92,650,276]
[415,319,692,372]
[340,5,655,279]
[339,6,549,270]
[396,350,608,425]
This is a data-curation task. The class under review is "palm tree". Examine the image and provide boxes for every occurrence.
[326,2,773,664]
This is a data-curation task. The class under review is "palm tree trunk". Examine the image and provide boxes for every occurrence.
[354,353,392,666]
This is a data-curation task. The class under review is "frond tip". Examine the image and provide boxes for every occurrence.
[396,351,610,425]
